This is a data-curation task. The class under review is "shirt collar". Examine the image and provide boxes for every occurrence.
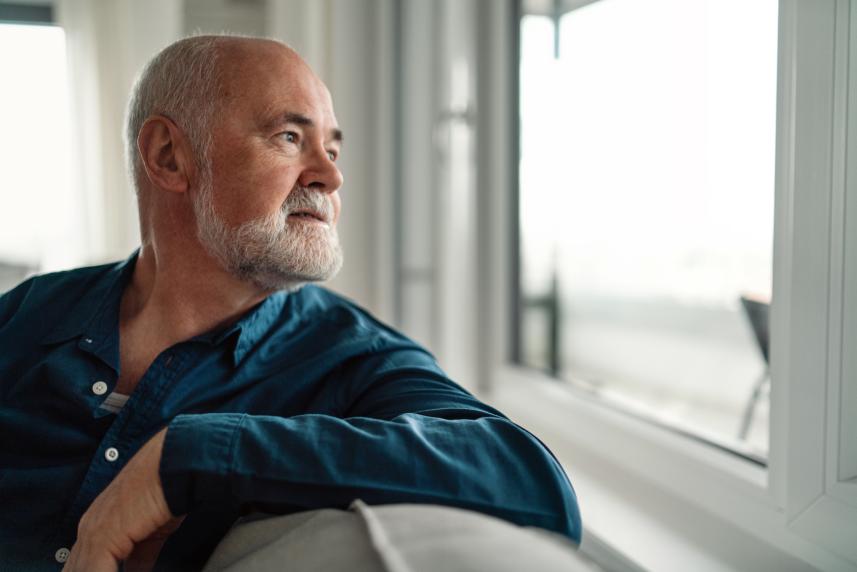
[40,250,289,367]
[39,252,137,373]
[41,252,137,348]
[228,290,288,365]
[177,289,288,366]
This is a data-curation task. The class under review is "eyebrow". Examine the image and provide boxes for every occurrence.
[269,111,343,143]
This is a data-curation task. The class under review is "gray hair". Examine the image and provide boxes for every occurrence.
[125,36,224,193]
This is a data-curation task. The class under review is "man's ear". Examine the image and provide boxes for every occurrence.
[136,116,195,193]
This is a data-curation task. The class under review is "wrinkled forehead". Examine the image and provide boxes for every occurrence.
[217,39,338,129]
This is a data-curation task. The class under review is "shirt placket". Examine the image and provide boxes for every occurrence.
[46,343,194,565]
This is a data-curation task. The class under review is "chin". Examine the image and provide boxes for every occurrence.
[242,251,343,292]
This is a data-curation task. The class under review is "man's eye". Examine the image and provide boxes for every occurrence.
[280,131,299,144]
[327,150,338,161]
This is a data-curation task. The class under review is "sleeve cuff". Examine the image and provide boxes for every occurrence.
[159,412,246,515]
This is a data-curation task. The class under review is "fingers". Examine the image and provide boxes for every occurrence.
[125,516,187,572]
[64,515,187,572]
[62,541,120,572]
[125,536,168,572]
[62,508,134,572]
[64,429,176,571]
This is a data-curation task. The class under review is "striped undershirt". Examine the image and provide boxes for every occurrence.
[98,392,130,414]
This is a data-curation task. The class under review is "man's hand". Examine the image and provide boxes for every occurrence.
[63,428,185,572]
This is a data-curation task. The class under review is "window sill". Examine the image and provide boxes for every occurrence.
[483,365,852,571]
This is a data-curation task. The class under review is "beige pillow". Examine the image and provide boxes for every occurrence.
[203,501,590,572]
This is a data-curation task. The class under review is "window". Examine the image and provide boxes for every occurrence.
[516,0,778,461]
[0,20,83,290]
[394,1,854,566]
[394,0,856,567]
[483,1,857,568]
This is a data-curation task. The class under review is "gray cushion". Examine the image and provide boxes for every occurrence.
[202,501,590,572]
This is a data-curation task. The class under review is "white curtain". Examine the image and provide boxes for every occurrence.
[56,0,183,264]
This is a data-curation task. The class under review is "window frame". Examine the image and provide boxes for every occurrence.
[476,0,857,568]
[0,2,53,26]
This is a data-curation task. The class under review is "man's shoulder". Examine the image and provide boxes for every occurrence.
[291,284,363,314]
[278,285,443,379]
[12,261,118,299]
[291,285,387,330]
[0,260,121,330]
[290,285,421,349]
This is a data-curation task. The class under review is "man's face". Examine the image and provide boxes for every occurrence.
[193,41,344,291]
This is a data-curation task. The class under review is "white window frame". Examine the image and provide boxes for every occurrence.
[465,0,857,569]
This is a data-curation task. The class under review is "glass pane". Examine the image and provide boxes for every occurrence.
[0,23,81,289]
[518,0,777,461]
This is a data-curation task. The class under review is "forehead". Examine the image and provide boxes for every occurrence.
[219,40,338,130]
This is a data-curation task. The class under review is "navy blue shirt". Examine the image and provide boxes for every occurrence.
[0,254,581,570]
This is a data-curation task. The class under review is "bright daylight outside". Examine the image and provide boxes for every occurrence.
[0,23,80,292]
[518,0,778,461]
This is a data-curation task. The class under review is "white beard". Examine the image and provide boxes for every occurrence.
[193,176,343,291]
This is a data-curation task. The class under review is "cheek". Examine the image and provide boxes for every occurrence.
[213,161,301,224]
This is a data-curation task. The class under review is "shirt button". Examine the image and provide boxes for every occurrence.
[55,547,70,563]
[105,447,119,462]
[92,381,108,396]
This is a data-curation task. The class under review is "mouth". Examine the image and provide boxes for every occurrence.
[287,210,328,224]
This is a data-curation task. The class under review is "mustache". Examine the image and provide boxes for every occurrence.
[282,186,334,223]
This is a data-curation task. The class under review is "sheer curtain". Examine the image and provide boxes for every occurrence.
[56,0,182,265]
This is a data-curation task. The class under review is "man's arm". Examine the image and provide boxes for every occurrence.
[159,347,580,538]
[163,413,578,532]
[66,348,580,570]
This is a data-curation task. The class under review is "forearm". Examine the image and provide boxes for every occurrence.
[160,412,581,540]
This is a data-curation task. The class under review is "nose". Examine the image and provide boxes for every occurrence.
[298,146,343,194]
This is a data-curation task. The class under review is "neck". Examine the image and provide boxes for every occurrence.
[121,241,271,343]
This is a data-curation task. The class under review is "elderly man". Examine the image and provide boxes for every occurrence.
[0,36,580,571]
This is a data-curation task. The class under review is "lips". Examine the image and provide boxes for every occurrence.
[284,186,333,224]
[288,209,328,223]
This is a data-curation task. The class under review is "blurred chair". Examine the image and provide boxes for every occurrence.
[0,260,36,294]
[738,294,770,441]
